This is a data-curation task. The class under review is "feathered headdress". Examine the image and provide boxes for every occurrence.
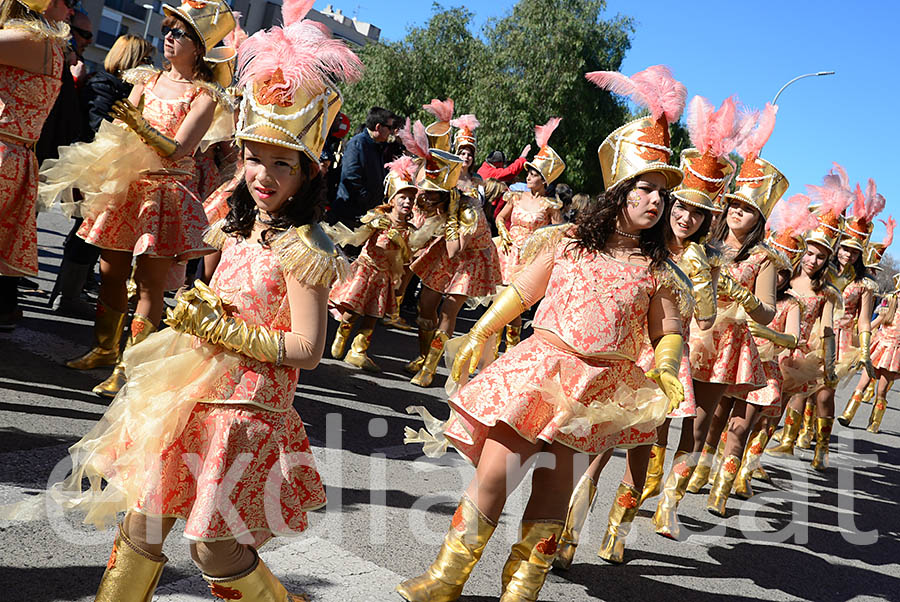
[451,114,480,152]
[882,217,896,248]
[841,177,886,250]
[235,0,363,162]
[805,163,855,250]
[585,65,687,124]
[384,155,419,202]
[423,99,455,151]
[399,118,429,159]
[770,193,819,264]
[423,99,454,122]
[524,118,566,184]
[734,103,777,162]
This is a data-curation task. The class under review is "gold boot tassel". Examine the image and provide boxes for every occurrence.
[552,474,597,571]
[811,417,834,471]
[597,482,641,564]
[653,451,694,540]
[330,319,354,359]
[411,331,449,387]
[203,550,310,602]
[95,526,167,602]
[396,496,496,602]
[405,318,436,374]
[707,454,740,517]
[500,520,564,601]
[686,443,715,494]
[93,314,155,399]
[640,444,667,505]
[838,391,864,427]
[344,328,381,372]
[867,397,887,433]
[796,401,816,449]
[66,301,127,370]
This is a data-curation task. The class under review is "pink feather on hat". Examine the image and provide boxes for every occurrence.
[224,13,248,49]
[535,117,561,149]
[423,99,454,122]
[865,178,886,222]
[807,163,853,217]
[399,118,429,159]
[281,0,315,25]
[686,95,753,158]
[734,103,777,161]
[881,217,896,248]
[771,193,819,235]
[585,64,687,124]
[450,114,480,131]
[385,155,419,183]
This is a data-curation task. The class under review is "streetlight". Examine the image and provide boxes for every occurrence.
[772,71,835,106]
[142,4,155,40]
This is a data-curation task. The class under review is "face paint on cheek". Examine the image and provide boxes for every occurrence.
[627,190,641,208]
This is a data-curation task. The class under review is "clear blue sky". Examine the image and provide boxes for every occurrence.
[316,0,897,241]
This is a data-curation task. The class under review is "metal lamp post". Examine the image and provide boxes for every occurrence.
[772,71,835,106]
[142,4,155,40]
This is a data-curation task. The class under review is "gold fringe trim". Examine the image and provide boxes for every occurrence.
[121,65,161,87]
[270,223,350,288]
[751,241,791,273]
[4,18,69,45]
[655,260,696,319]
[859,276,879,293]
[121,67,236,111]
[519,223,572,264]
[203,219,229,250]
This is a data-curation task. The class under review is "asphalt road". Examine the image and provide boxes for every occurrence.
[0,211,897,601]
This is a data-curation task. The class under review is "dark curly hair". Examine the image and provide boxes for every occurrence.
[710,200,766,262]
[573,175,671,269]
[662,197,714,249]
[222,154,326,246]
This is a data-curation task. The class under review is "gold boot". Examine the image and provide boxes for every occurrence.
[66,302,127,370]
[686,443,715,494]
[867,397,887,433]
[767,407,802,457]
[203,551,309,602]
[734,427,768,499]
[707,454,740,517]
[639,444,667,505]
[93,315,155,399]
[552,474,597,571]
[597,482,641,564]
[505,324,522,350]
[330,320,354,359]
[383,296,415,331]
[344,328,381,372]
[796,401,816,449]
[708,432,727,486]
[500,520,564,601]
[405,319,436,374]
[811,417,834,471]
[501,521,542,590]
[862,381,876,403]
[95,525,167,602]
[411,331,449,387]
[396,496,496,602]
[653,451,694,540]
[838,391,865,427]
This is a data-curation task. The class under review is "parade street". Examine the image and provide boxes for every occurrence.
[1,212,898,602]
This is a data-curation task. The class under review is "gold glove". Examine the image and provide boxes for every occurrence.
[645,333,684,414]
[858,329,875,378]
[164,281,226,340]
[748,320,798,349]
[717,271,761,314]
[682,242,716,322]
[451,286,526,381]
[496,218,513,252]
[444,191,461,241]
[110,97,178,157]
[208,314,286,365]
[385,228,411,262]
[821,333,838,388]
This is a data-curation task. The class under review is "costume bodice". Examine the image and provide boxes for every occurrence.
[0,46,63,141]
[359,226,409,277]
[509,199,553,246]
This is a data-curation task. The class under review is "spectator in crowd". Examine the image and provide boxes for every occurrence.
[68,9,92,83]
[482,177,508,234]
[565,191,592,222]
[330,106,397,225]
[476,144,531,184]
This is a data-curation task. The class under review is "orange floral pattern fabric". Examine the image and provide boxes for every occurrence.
[329,227,408,318]
[0,52,63,276]
[496,198,554,284]
[204,171,242,224]
[871,301,900,375]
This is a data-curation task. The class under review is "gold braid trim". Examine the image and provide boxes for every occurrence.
[270,223,350,287]
[4,18,69,45]
[519,223,572,264]
[203,218,229,250]
[655,259,696,319]
[750,241,791,273]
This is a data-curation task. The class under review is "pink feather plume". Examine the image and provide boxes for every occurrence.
[881,217,896,248]
[450,114,480,131]
[423,99,454,122]
[865,179,886,222]
[535,117,561,148]
[223,14,247,49]
[806,163,853,217]
[238,20,363,99]
[399,118,429,159]
[771,194,819,235]
[685,95,752,158]
[852,183,867,219]
[281,0,315,25]
[735,103,777,161]
[585,64,686,123]
[385,155,418,183]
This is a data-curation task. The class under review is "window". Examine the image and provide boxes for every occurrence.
[97,8,128,49]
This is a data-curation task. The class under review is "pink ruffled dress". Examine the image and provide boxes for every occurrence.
[779,291,831,395]
[870,294,900,375]
[497,194,555,284]
[0,45,63,276]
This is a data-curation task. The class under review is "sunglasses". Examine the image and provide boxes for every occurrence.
[70,25,92,40]
[63,0,78,8]
[161,26,189,41]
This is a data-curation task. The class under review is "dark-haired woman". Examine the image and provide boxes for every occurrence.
[399,65,690,601]
[54,3,236,398]
[0,0,73,328]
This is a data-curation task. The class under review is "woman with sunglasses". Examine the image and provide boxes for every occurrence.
[44,1,237,398]
[0,0,74,329]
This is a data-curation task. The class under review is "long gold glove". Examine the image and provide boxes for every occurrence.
[821,333,838,388]
[858,330,875,378]
[110,97,178,157]
[645,333,684,414]
[748,321,798,349]
[681,242,715,322]
[451,286,526,381]
[717,271,761,314]
[165,282,227,340]
[496,217,513,252]
[444,191,461,241]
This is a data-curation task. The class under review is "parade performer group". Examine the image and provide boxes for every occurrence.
[1,0,897,597]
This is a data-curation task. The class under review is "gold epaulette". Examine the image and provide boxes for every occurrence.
[271,223,350,287]
[824,283,843,310]
[121,66,161,87]
[785,290,809,315]
[656,259,696,319]
[193,79,238,112]
[859,276,880,293]
[704,240,725,269]
[408,214,446,251]
[519,223,573,264]
[4,18,69,45]
[751,241,791,273]
[203,218,229,250]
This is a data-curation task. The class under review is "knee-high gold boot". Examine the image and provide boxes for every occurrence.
[862,381,876,403]
[405,318,436,374]
[707,454,740,517]
[796,401,816,449]
[500,520,564,601]
[867,397,888,433]
[504,324,522,350]
[66,301,127,370]
[640,444,667,505]
[330,319,354,359]
[838,391,865,427]
[396,496,497,602]
[597,482,641,564]
[552,474,597,571]
[652,451,694,540]
[734,426,768,499]
[708,432,727,486]
[686,443,715,494]
[95,526,167,602]
[93,314,155,398]
[383,295,414,331]
[811,417,834,470]
[344,328,381,372]
[411,331,449,387]
[501,521,544,589]
[203,550,309,602]
[767,406,802,457]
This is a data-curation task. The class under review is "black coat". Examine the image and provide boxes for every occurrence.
[78,70,133,137]
[35,67,88,163]
[331,130,386,225]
